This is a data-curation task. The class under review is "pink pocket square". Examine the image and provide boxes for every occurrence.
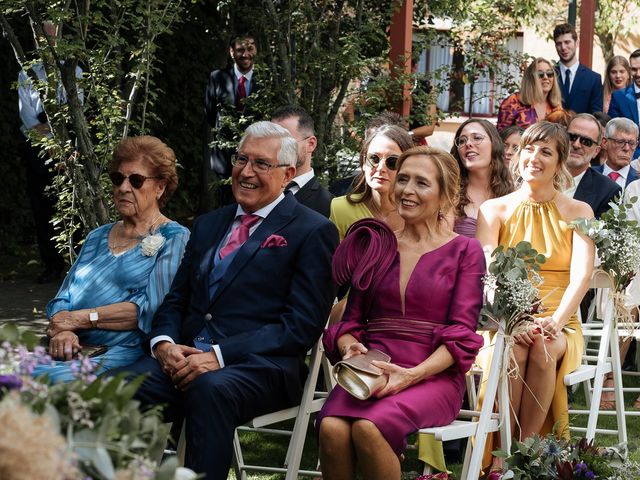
[260,234,288,248]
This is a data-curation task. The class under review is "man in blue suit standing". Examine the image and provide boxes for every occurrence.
[120,121,339,479]
[608,50,640,158]
[594,117,639,188]
[553,23,603,115]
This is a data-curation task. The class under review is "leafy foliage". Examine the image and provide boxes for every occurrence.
[480,240,546,332]
[495,432,634,479]
[0,323,190,480]
[570,196,640,292]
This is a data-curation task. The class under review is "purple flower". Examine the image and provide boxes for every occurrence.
[585,472,595,480]
[0,374,23,391]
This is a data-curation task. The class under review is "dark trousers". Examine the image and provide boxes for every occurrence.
[116,355,298,480]
[21,140,64,271]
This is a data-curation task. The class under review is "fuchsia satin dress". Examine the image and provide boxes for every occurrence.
[318,234,485,454]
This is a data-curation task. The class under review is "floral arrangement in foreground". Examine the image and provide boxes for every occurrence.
[570,195,640,326]
[0,322,196,480]
[495,432,639,479]
[570,195,640,293]
[480,240,546,335]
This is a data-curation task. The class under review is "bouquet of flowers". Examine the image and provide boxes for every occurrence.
[570,195,640,293]
[495,432,637,479]
[480,240,546,335]
[0,322,196,480]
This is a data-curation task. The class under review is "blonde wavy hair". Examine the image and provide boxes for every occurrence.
[520,58,562,108]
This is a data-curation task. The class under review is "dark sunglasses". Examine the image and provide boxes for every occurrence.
[568,132,597,148]
[365,153,399,170]
[537,70,555,79]
[109,172,161,189]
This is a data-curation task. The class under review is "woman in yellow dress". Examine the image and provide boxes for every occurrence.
[330,124,413,240]
[476,121,595,477]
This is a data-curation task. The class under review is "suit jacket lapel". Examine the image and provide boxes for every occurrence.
[209,194,297,306]
[574,168,594,205]
[200,205,236,299]
[622,86,638,123]
[294,177,317,204]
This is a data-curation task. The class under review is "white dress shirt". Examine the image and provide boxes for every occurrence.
[233,64,254,96]
[602,164,631,189]
[558,61,579,93]
[288,169,315,194]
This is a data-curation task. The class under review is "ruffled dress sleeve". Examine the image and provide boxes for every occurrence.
[127,222,189,333]
[431,238,485,374]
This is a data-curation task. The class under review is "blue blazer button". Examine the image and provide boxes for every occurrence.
[204,313,212,321]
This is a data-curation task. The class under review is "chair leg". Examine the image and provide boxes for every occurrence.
[610,324,628,454]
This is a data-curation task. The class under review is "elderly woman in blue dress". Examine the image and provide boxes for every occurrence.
[34,136,189,382]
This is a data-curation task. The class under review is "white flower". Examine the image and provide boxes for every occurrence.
[140,233,165,256]
[173,467,198,480]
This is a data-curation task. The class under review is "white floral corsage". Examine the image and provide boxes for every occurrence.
[140,233,166,256]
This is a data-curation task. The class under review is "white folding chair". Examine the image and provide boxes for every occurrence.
[418,325,509,480]
[232,339,327,479]
[564,269,628,453]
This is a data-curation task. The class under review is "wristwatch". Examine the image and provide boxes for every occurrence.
[89,309,99,328]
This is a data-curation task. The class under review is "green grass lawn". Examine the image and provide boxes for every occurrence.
[231,373,640,479]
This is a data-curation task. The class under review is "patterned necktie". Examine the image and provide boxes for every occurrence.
[237,76,247,100]
[219,214,260,259]
[564,69,572,96]
[608,171,621,182]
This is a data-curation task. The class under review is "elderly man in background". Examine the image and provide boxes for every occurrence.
[119,121,339,480]
[594,117,639,188]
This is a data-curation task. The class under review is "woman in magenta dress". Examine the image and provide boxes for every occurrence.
[318,146,484,480]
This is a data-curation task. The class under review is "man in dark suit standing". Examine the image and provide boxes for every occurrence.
[553,23,603,115]
[121,121,339,479]
[565,114,621,217]
[608,49,640,158]
[203,34,259,209]
[272,106,333,217]
[594,117,640,188]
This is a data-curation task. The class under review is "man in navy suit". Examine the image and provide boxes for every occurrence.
[565,114,621,217]
[121,122,339,479]
[594,117,639,188]
[203,34,259,209]
[553,23,603,114]
[608,49,640,157]
[272,106,334,217]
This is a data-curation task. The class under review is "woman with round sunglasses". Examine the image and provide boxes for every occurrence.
[330,125,413,240]
[450,119,513,238]
[603,55,631,114]
[497,57,564,132]
[34,136,189,382]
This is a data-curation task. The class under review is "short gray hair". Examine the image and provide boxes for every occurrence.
[605,117,639,140]
[238,121,298,167]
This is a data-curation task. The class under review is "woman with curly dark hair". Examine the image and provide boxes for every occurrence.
[450,119,513,237]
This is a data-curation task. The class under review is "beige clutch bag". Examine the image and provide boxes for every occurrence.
[332,349,390,400]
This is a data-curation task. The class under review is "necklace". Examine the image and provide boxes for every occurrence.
[108,212,164,252]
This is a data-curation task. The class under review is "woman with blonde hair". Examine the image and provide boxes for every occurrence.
[603,55,631,113]
[497,57,564,131]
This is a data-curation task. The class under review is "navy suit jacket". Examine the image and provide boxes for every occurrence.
[148,193,338,397]
[204,67,259,176]
[607,86,640,159]
[574,167,622,218]
[294,176,334,218]
[556,63,603,114]
[593,163,639,187]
